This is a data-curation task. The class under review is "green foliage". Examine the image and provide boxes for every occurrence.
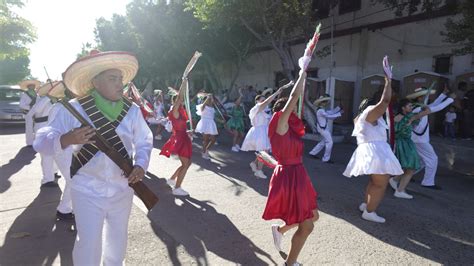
[371,0,444,16]
[0,0,36,84]
[442,0,474,55]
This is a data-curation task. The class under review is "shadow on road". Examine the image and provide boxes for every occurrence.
[0,146,36,193]
[0,186,75,265]
[146,190,276,266]
[0,124,25,135]
[310,143,474,264]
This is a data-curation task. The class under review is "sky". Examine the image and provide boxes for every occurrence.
[15,0,131,82]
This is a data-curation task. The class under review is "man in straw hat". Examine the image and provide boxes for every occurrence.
[308,94,342,163]
[18,79,40,146]
[33,50,153,265]
[390,85,454,191]
[29,81,65,188]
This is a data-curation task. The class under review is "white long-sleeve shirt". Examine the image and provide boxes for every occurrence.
[316,107,342,131]
[411,93,454,143]
[33,99,153,198]
[19,92,34,111]
[27,96,54,132]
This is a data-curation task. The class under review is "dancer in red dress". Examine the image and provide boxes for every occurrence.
[160,79,193,196]
[262,71,318,266]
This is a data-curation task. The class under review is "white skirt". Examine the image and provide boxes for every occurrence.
[147,116,167,125]
[343,141,403,177]
[241,125,270,151]
[195,118,218,135]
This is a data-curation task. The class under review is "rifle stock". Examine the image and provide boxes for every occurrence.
[59,99,159,210]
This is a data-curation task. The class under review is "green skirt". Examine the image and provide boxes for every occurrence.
[226,117,245,132]
[395,138,420,170]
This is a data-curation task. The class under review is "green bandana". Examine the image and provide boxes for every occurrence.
[91,89,124,121]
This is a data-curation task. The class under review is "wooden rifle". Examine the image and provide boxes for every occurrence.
[59,99,159,210]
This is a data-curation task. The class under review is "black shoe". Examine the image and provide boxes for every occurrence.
[56,211,75,220]
[421,184,442,190]
[41,181,59,188]
[309,154,320,159]
[323,160,334,164]
[54,173,61,179]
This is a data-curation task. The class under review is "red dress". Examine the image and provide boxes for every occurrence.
[262,111,318,225]
[159,107,193,159]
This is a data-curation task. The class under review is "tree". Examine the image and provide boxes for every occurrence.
[443,0,474,55]
[94,0,256,92]
[186,0,322,80]
[0,0,36,84]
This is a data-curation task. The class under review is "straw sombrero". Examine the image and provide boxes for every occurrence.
[406,87,436,99]
[63,50,138,97]
[18,79,41,90]
[37,81,64,98]
[313,95,331,106]
[262,88,273,97]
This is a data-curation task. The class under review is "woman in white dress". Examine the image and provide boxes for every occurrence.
[195,94,218,160]
[147,90,166,140]
[343,56,403,223]
[241,87,283,179]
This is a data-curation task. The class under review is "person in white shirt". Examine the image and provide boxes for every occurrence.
[33,51,153,265]
[195,94,219,160]
[308,94,342,163]
[390,86,455,190]
[444,105,457,139]
[18,79,40,146]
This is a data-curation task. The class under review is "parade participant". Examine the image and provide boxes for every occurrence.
[343,56,403,223]
[444,105,457,139]
[148,90,166,140]
[241,85,287,179]
[18,79,40,146]
[29,82,63,187]
[195,94,218,160]
[160,85,193,196]
[390,98,431,199]
[308,94,342,163]
[226,90,246,152]
[33,50,153,265]
[399,86,454,190]
[263,70,319,266]
[33,81,74,219]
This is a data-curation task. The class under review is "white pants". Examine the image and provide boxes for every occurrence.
[415,142,438,186]
[25,110,34,145]
[71,188,134,266]
[40,154,55,184]
[309,128,333,162]
[55,157,73,214]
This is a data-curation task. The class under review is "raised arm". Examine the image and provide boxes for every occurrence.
[258,85,286,113]
[276,71,307,135]
[366,56,393,123]
[201,94,212,111]
[171,78,188,118]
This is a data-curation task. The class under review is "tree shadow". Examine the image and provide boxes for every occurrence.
[0,186,75,265]
[0,124,25,135]
[0,146,37,193]
[143,184,277,265]
[309,142,474,264]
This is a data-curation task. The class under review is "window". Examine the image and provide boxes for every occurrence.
[338,0,361,15]
[312,0,330,18]
[433,55,452,74]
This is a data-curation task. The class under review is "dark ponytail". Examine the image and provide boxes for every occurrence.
[272,97,288,112]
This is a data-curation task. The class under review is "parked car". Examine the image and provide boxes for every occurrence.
[0,85,25,124]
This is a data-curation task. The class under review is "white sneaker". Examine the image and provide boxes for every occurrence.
[359,203,367,212]
[362,210,386,223]
[154,135,162,140]
[271,225,283,252]
[236,144,241,149]
[166,179,176,188]
[249,162,257,172]
[254,170,267,179]
[172,187,189,196]
[394,190,414,199]
[202,152,210,160]
[389,177,398,190]
[231,146,239,152]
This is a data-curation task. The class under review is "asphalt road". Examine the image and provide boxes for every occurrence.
[1,124,473,265]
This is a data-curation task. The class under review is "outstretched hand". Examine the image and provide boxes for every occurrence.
[383,55,393,79]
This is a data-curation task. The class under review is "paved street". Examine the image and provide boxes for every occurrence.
[1,124,473,265]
